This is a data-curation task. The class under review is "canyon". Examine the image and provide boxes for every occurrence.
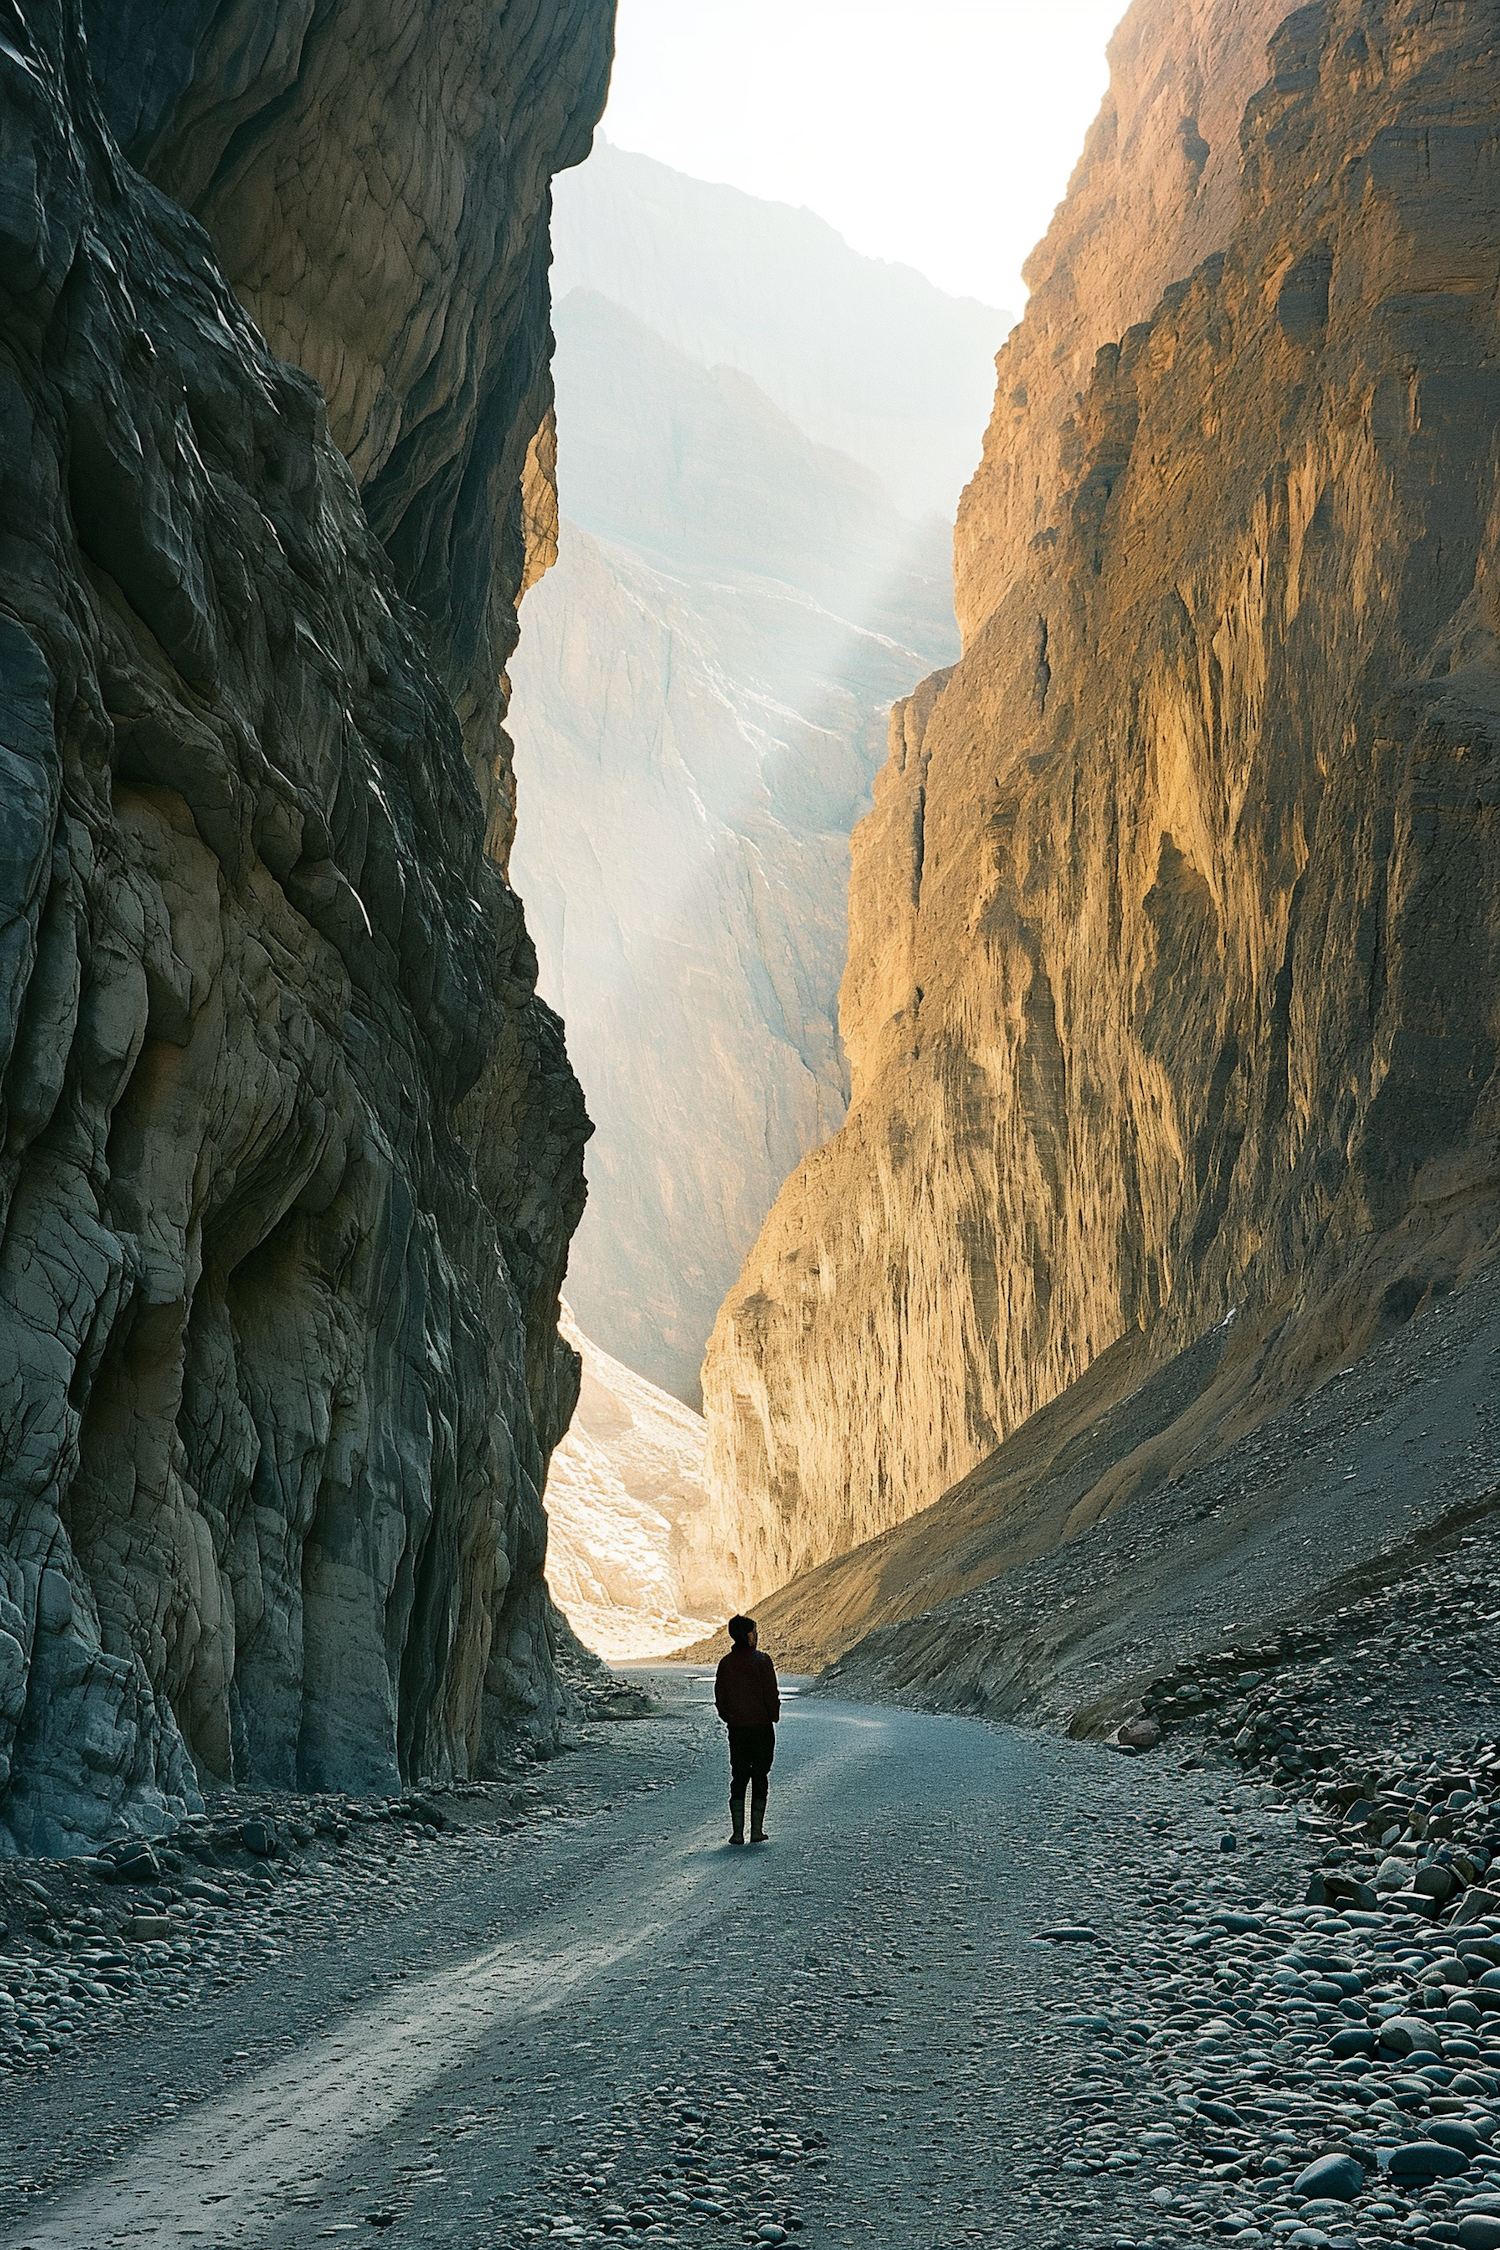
[509,173,1004,1403]
[7,0,1500,1869]
[702,0,1500,1670]
[0,0,610,1852]
[4,14,1500,2249]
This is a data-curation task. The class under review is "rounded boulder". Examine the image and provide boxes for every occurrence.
[1428,2121,1482,2158]
[1380,2015,1444,2056]
[1389,2140,1471,2182]
[1295,2154,1364,2202]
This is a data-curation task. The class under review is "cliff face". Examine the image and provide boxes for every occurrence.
[703,0,1500,1602]
[508,285,956,1403]
[952,0,1288,641]
[0,0,608,1853]
[81,0,612,866]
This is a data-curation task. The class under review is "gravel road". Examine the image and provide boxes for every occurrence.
[0,1672,1307,2250]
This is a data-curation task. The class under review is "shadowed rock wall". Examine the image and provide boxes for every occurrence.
[0,0,609,1853]
[703,0,1500,1601]
[82,0,612,867]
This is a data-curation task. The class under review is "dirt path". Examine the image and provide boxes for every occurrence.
[0,1671,1289,2250]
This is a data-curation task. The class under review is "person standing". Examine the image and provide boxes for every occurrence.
[713,1615,780,1845]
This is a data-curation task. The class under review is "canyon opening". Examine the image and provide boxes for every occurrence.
[3,3,1500,2249]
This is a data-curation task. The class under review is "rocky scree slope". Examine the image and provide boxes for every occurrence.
[679,1250,1500,1704]
[0,0,610,1855]
[702,0,1500,1606]
[821,1501,1500,2250]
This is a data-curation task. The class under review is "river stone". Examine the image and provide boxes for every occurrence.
[1389,2140,1471,2182]
[1117,1718,1162,1750]
[1294,2155,1364,2201]
[1382,2016,1445,2055]
[1429,2122,1483,2157]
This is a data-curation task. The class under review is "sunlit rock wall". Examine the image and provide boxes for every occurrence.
[0,0,609,1852]
[703,0,1500,1600]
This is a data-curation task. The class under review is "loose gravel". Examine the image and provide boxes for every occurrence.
[0,1610,1496,2250]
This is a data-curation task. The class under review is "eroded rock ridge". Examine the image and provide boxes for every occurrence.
[704,0,1500,1601]
[0,0,610,1851]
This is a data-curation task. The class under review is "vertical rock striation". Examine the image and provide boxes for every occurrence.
[83,0,612,860]
[0,0,609,1852]
[703,0,1500,1601]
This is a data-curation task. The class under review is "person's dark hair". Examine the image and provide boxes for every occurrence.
[728,1614,757,1647]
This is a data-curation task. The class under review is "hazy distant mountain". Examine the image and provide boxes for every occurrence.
[550,139,1011,518]
[510,289,957,1404]
[552,289,957,675]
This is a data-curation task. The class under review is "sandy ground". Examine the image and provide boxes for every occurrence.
[0,1672,1320,2250]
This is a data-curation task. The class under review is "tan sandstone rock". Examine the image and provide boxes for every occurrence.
[703,0,1500,1604]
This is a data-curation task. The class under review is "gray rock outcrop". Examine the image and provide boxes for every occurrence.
[0,0,610,1853]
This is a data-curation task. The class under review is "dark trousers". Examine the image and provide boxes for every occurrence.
[727,1723,776,1789]
[728,1724,774,1836]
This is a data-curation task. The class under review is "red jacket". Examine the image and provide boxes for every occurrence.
[714,1646,781,1727]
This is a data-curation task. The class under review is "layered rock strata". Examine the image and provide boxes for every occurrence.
[0,0,608,1852]
[704,0,1500,1601]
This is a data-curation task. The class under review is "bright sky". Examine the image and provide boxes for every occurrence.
[600,0,1131,313]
